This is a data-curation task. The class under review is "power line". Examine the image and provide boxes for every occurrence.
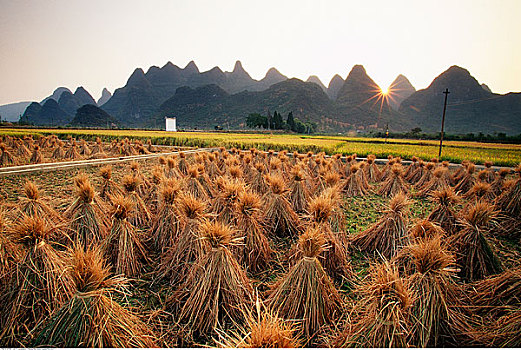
[447,94,504,107]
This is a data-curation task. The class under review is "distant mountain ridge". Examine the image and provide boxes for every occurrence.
[14,60,521,134]
[101,60,289,126]
[97,88,112,106]
[399,65,521,134]
[0,101,32,122]
[22,86,99,125]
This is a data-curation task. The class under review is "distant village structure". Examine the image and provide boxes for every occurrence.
[165,117,177,132]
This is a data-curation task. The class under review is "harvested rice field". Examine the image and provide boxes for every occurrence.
[2,127,521,166]
[1,136,521,347]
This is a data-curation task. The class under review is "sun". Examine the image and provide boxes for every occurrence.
[380,87,389,96]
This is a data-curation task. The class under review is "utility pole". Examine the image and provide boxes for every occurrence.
[438,88,450,159]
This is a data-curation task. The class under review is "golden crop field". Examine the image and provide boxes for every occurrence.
[1,128,520,166]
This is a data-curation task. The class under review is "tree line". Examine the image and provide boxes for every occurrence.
[246,111,317,134]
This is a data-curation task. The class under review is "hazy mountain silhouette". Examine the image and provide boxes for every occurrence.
[71,104,118,127]
[155,78,336,130]
[74,87,97,106]
[399,65,521,134]
[327,74,344,100]
[306,75,327,92]
[41,87,71,104]
[101,61,289,126]
[22,99,69,125]
[334,65,393,129]
[388,74,416,110]
[0,101,32,122]
[22,86,97,125]
[58,91,82,116]
[13,61,521,134]
[97,88,112,106]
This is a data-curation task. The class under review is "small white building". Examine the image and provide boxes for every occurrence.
[165,117,177,132]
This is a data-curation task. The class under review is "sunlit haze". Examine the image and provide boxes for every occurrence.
[0,0,520,104]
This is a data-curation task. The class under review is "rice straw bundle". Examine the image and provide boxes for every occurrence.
[228,164,244,180]
[51,140,65,159]
[16,141,31,159]
[23,135,34,149]
[64,176,109,248]
[452,161,468,182]
[288,165,309,213]
[98,165,123,202]
[408,218,445,242]
[32,245,157,347]
[150,178,181,252]
[343,164,368,197]
[121,173,151,229]
[400,236,465,347]
[470,267,521,316]
[174,220,253,337]
[464,181,495,202]
[158,193,207,285]
[146,138,156,153]
[165,156,180,178]
[268,225,342,338]
[427,187,460,236]
[128,161,152,199]
[343,155,353,178]
[449,200,503,281]
[378,164,409,197]
[358,161,371,190]
[212,177,246,224]
[333,261,411,348]
[205,154,223,179]
[65,142,82,160]
[78,139,91,156]
[482,161,496,183]
[215,300,301,348]
[482,310,521,347]
[351,192,412,258]
[365,155,382,182]
[250,162,269,194]
[19,181,62,226]
[415,167,451,198]
[195,163,214,199]
[379,156,396,182]
[0,210,21,291]
[234,190,271,272]
[320,186,346,234]
[495,164,521,218]
[185,165,209,200]
[303,194,352,281]
[0,143,16,166]
[403,156,419,179]
[109,139,119,154]
[415,162,435,189]
[491,168,511,196]
[406,159,425,183]
[263,173,300,238]
[103,196,146,277]
[0,215,74,344]
[30,145,43,164]
[177,151,188,175]
[454,163,476,194]
[90,137,104,155]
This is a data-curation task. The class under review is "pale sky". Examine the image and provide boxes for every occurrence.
[0,0,520,105]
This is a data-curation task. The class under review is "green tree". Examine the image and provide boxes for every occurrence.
[246,113,268,129]
[273,110,284,130]
[286,111,295,131]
